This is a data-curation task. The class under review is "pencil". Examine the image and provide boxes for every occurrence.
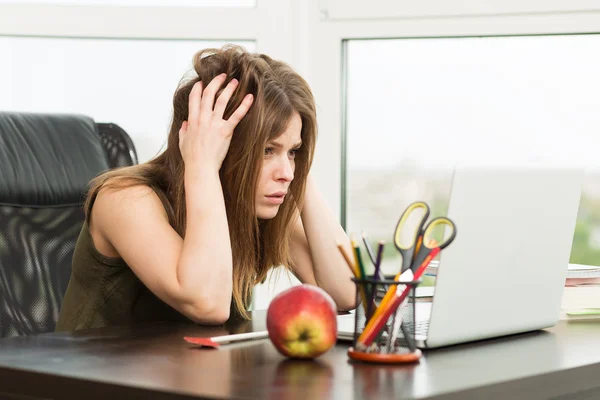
[336,242,359,277]
[361,272,399,340]
[351,239,370,312]
[413,234,423,263]
[354,243,371,302]
[353,243,368,282]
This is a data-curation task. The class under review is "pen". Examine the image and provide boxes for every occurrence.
[373,241,385,280]
[361,231,377,266]
[366,241,385,319]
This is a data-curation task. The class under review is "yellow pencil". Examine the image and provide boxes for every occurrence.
[351,239,370,313]
[337,242,360,277]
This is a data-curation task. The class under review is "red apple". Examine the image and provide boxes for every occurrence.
[266,284,338,359]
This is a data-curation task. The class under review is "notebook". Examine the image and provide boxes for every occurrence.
[567,264,600,279]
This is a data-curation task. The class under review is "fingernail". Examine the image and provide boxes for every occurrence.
[231,78,238,85]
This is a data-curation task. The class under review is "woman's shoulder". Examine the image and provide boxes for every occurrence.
[98,182,157,200]
[92,183,168,224]
[96,182,158,206]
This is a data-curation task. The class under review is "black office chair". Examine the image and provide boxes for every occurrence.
[0,112,138,338]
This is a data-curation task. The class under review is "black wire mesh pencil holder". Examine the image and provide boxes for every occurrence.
[347,277,422,364]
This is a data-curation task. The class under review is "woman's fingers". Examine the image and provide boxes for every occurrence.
[187,81,202,125]
[200,73,227,122]
[213,78,239,119]
[226,94,254,128]
[178,120,188,148]
[181,74,253,170]
[179,120,188,135]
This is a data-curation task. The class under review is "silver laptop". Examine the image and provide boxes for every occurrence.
[338,161,583,349]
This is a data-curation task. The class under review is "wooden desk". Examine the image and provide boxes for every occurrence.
[0,311,599,400]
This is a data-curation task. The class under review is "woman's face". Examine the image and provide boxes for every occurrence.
[255,112,302,219]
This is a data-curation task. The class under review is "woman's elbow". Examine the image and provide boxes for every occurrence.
[184,301,231,325]
[336,294,359,312]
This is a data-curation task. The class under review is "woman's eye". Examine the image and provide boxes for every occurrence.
[288,149,298,159]
[264,147,274,156]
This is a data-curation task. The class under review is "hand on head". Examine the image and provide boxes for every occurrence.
[178,73,254,172]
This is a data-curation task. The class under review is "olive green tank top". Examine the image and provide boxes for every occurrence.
[55,220,246,332]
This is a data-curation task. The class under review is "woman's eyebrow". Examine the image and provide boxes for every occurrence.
[267,140,303,148]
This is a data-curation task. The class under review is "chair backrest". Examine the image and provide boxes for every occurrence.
[97,122,139,168]
[0,112,137,337]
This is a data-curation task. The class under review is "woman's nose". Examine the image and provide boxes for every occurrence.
[275,157,294,182]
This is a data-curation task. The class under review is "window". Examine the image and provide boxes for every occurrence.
[0,36,254,162]
[344,34,600,274]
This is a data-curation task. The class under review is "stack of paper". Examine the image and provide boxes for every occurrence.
[566,264,600,287]
[561,286,600,321]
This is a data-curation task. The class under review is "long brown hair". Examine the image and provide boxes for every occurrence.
[86,45,317,319]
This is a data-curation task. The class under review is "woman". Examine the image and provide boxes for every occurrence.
[56,45,356,331]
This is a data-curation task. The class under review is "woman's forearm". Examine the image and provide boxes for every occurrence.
[300,176,357,310]
[176,168,233,322]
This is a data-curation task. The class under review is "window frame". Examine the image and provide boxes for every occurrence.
[306,2,600,267]
[0,1,300,62]
[322,0,600,20]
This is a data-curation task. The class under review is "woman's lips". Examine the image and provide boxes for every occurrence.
[265,195,285,205]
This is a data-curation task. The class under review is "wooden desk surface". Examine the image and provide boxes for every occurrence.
[1,311,600,400]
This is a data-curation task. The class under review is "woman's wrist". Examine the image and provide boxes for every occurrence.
[184,166,224,211]
[184,164,221,187]
[300,174,317,215]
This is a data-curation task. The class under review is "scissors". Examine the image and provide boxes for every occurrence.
[358,202,457,346]
[393,201,430,274]
[393,201,457,275]
[410,216,456,274]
